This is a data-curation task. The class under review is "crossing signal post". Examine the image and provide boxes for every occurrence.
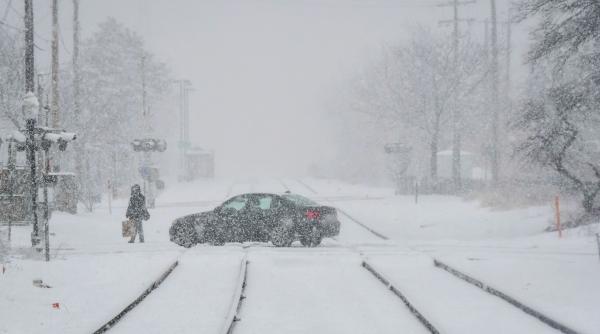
[131,138,167,208]
[15,113,77,259]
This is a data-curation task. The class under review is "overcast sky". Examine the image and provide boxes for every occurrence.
[2,0,520,177]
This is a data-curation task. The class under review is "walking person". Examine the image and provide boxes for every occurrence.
[126,184,150,243]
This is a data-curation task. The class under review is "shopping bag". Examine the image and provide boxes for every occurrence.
[122,219,135,238]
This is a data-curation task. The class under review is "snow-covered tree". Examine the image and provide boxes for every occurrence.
[517,0,600,218]
[0,28,24,130]
[61,18,172,210]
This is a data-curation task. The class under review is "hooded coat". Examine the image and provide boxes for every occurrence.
[126,185,150,221]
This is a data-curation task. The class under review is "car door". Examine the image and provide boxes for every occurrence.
[216,195,248,242]
[242,194,279,241]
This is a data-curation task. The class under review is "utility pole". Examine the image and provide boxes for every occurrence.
[490,0,500,187]
[438,0,476,193]
[140,55,153,206]
[174,80,192,181]
[73,0,83,209]
[24,0,40,247]
[505,17,512,95]
[51,0,59,129]
[24,0,34,94]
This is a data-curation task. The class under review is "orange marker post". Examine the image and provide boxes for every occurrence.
[555,196,562,238]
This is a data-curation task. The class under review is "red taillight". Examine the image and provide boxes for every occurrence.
[306,210,320,220]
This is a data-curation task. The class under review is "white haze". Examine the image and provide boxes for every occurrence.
[9,0,518,178]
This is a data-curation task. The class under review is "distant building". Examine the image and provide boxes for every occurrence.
[436,150,476,180]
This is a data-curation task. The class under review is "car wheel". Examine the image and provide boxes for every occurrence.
[173,223,197,248]
[271,217,294,247]
[300,226,322,247]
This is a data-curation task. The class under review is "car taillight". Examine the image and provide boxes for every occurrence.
[306,210,320,220]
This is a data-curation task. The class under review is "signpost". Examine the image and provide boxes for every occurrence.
[596,233,600,262]
[384,143,413,195]
[131,138,167,208]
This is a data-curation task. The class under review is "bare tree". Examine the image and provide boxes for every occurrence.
[350,28,486,192]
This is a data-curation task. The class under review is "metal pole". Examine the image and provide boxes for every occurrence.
[43,146,50,261]
[24,0,40,247]
[24,0,35,93]
[51,0,59,129]
[490,0,500,187]
[107,180,112,215]
[595,233,599,262]
[179,81,184,180]
[73,0,83,207]
[7,141,14,242]
[554,196,562,238]
[451,0,462,192]
[414,180,419,204]
[26,119,39,246]
[438,0,476,192]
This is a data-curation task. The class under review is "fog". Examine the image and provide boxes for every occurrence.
[3,0,516,178]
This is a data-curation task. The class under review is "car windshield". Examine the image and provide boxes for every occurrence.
[283,194,318,206]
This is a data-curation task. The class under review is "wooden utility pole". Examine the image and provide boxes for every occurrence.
[72,0,84,204]
[51,0,59,129]
[490,0,500,187]
[24,0,40,246]
[73,0,81,124]
[24,0,34,93]
[438,0,476,192]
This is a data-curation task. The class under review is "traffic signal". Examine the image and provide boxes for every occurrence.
[132,139,167,152]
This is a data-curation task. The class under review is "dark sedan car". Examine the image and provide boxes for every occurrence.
[169,193,340,248]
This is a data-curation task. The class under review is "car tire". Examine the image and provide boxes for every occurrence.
[300,226,322,247]
[271,217,294,247]
[173,223,197,248]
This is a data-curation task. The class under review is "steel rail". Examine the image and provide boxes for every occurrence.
[362,259,440,334]
[434,258,581,334]
[221,255,249,334]
[92,260,179,333]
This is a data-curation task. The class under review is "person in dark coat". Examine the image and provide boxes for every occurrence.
[126,184,150,243]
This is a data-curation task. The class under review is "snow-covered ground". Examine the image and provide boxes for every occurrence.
[1,177,599,333]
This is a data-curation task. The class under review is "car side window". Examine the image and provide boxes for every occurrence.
[222,196,247,211]
[258,196,273,210]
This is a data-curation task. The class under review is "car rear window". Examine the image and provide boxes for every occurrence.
[283,194,318,206]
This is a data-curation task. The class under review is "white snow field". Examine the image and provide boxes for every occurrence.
[1,177,599,333]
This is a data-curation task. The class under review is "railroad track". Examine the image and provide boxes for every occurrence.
[91,178,580,334]
[286,178,580,334]
[93,261,180,333]
[277,178,290,192]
